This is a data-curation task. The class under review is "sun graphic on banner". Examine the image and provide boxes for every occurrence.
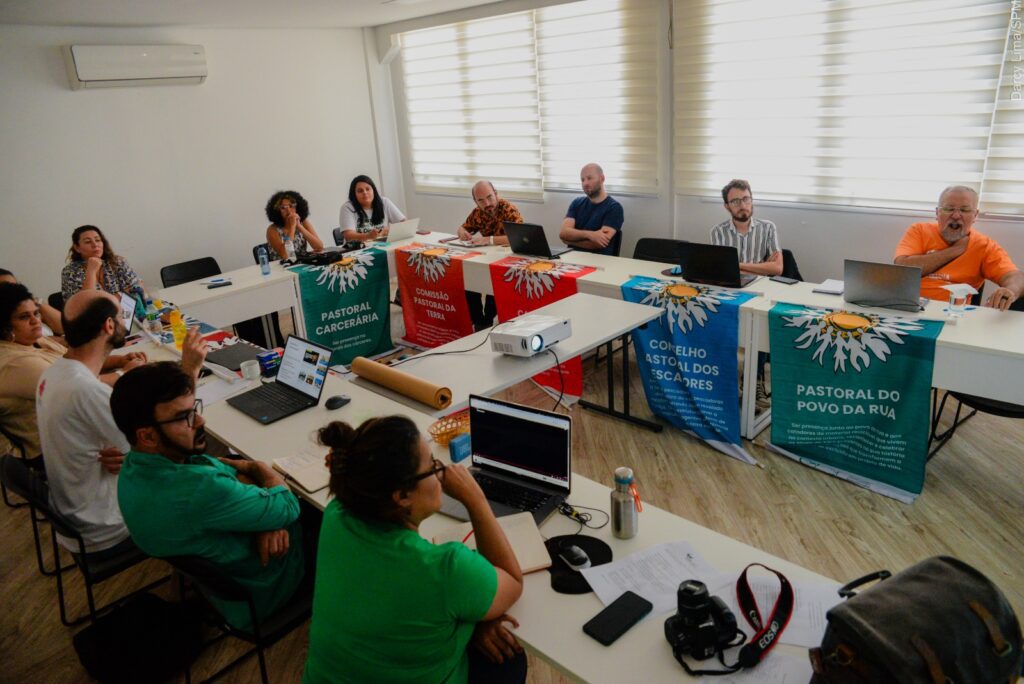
[635,280,739,334]
[403,245,463,284]
[310,250,377,293]
[502,258,588,299]
[782,307,925,373]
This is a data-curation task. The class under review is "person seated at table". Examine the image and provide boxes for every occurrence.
[303,416,526,684]
[265,189,324,260]
[339,175,406,243]
[559,162,624,256]
[0,268,63,336]
[460,180,523,330]
[60,225,145,303]
[710,179,782,276]
[0,283,145,460]
[894,185,1024,310]
[112,361,307,631]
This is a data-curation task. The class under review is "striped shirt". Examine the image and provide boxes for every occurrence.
[709,218,781,264]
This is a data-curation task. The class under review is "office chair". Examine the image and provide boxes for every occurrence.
[332,227,345,246]
[47,292,64,313]
[161,257,222,288]
[166,555,312,684]
[781,249,803,281]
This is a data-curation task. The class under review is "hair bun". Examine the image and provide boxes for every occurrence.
[318,421,356,451]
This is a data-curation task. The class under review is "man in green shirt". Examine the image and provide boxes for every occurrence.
[111,360,304,630]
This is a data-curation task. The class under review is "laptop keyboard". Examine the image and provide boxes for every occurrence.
[248,382,311,410]
[474,473,549,512]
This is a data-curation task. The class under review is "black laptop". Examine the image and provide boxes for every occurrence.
[504,222,571,258]
[227,335,332,425]
[440,394,571,524]
[678,243,757,288]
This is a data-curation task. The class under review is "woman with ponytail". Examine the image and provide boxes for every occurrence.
[302,416,526,684]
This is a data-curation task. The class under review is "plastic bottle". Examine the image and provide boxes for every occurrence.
[169,310,187,349]
[258,245,271,276]
[143,300,163,338]
[611,466,640,539]
[283,236,297,261]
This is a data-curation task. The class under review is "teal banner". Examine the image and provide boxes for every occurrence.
[767,303,943,502]
[289,248,392,366]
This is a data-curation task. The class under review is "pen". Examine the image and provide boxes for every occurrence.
[462,529,475,544]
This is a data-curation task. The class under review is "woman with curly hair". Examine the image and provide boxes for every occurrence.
[60,225,143,302]
[265,190,324,260]
[339,175,406,243]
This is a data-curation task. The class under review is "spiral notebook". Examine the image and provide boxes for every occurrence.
[431,512,551,574]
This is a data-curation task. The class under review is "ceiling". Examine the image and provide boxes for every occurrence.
[0,0,502,29]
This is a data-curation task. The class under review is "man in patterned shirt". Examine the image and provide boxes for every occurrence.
[459,181,523,329]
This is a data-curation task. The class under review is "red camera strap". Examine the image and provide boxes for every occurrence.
[734,563,794,668]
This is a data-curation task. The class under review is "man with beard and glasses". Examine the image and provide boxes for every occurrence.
[112,361,306,630]
[895,185,1023,310]
[35,290,152,560]
[559,163,624,256]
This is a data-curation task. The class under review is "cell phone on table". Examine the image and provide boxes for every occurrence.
[770,275,798,285]
[582,590,653,645]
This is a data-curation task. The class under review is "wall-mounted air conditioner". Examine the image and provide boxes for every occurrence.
[62,45,207,89]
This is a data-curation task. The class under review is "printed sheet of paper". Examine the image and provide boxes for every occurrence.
[699,653,812,683]
[580,541,716,614]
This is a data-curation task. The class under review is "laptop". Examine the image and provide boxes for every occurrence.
[678,243,757,288]
[118,293,137,337]
[226,335,333,425]
[440,394,571,524]
[504,222,571,258]
[844,259,925,312]
[374,217,420,243]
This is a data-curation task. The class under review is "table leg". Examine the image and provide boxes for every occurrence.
[580,334,663,432]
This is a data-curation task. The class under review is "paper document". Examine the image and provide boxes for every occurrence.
[812,279,844,295]
[699,653,812,683]
[273,451,330,493]
[580,541,716,614]
[195,376,256,407]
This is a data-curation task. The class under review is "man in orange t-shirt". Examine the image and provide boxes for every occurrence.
[894,186,1023,310]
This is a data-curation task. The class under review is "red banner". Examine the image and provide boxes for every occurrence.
[397,243,480,348]
[489,256,596,403]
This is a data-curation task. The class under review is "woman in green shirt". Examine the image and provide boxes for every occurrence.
[303,416,526,684]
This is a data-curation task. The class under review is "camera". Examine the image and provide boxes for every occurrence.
[664,580,739,660]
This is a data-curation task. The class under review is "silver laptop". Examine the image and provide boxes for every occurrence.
[844,259,925,312]
[440,394,571,524]
[375,217,419,243]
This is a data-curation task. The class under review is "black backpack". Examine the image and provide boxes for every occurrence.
[810,556,1022,683]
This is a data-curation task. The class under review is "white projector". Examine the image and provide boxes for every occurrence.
[490,314,572,357]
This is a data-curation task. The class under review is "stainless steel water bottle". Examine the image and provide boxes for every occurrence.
[611,466,638,539]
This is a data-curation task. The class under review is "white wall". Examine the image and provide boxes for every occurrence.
[0,25,379,300]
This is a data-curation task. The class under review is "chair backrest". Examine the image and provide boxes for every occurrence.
[160,257,221,288]
[252,243,281,265]
[609,229,623,258]
[164,555,251,603]
[781,248,803,281]
[332,227,345,246]
[632,238,687,265]
[48,292,64,313]
[1011,295,1024,312]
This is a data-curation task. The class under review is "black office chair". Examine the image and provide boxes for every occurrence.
[332,227,345,246]
[166,555,312,684]
[609,229,623,257]
[781,249,803,281]
[0,455,167,625]
[252,242,281,264]
[632,238,687,265]
[47,291,64,313]
[160,257,222,288]
[0,428,65,576]
[928,296,1024,459]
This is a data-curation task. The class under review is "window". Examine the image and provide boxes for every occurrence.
[398,0,660,198]
[674,0,1021,215]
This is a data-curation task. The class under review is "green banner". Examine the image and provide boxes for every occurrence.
[768,303,943,502]
[289,249,392,366]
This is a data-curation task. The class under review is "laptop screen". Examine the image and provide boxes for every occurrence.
[275,336,333,399]
[118,293,136,337]
[469,395,571,490]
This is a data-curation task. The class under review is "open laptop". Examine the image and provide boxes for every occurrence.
[504,222,571,258]
[844,259,925,312]
[118,292,138,338]
[440,394,571,524]
[373,217,420,243]
[678,243,757,288]
[227,335,332,425]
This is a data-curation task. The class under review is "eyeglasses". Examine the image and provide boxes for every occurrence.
[727,196,753,207]
[153,399,203,429]
[938,206,975,215]
[406,458,446,484]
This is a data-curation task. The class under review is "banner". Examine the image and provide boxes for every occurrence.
[289,248,393,366]
[767,303,943,502]
[622,277,757,464]
[396,243,480,348]
[489,256,596,404]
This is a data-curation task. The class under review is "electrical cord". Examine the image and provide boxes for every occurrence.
[557,502,610,535]
[545,347,565,410]
[388,324,509,368]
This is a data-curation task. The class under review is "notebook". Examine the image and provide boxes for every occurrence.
[432,512,552,574]
[226,335,332,425]
[273,451,329,494]
[504,222,571,258]
[439,394,571,525]
[677,243,756,288]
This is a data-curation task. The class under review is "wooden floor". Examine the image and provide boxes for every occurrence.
[2,342,1022,683]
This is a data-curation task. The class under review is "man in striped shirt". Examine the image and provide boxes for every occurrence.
[709,179,782,277]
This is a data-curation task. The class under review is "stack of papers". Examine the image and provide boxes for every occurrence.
[812,279,844,295]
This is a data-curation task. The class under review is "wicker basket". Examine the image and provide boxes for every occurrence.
[429,410,470,447]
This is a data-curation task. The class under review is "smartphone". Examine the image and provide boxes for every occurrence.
[770,275,798,285]
[582,591,653,646]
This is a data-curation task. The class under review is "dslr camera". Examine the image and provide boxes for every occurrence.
[664,580,739,660]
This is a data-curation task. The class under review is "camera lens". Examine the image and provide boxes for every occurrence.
[677,580,711,626]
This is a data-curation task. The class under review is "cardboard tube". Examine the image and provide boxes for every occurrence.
[351,356,452,409]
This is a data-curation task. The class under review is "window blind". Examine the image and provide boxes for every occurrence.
[981,10,1024,215]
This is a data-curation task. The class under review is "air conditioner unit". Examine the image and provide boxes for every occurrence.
[62,45,207,89]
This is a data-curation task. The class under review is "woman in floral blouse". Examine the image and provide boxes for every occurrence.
[60,225,143,303]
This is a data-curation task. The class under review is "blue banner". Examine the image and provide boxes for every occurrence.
[622,277,757,463]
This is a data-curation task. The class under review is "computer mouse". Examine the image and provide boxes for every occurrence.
[559,544,591,571]
[325,395,351,410]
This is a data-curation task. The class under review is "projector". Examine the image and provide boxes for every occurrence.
[490,314,572,357]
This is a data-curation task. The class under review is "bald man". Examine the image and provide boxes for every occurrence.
[559,163,624,256]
